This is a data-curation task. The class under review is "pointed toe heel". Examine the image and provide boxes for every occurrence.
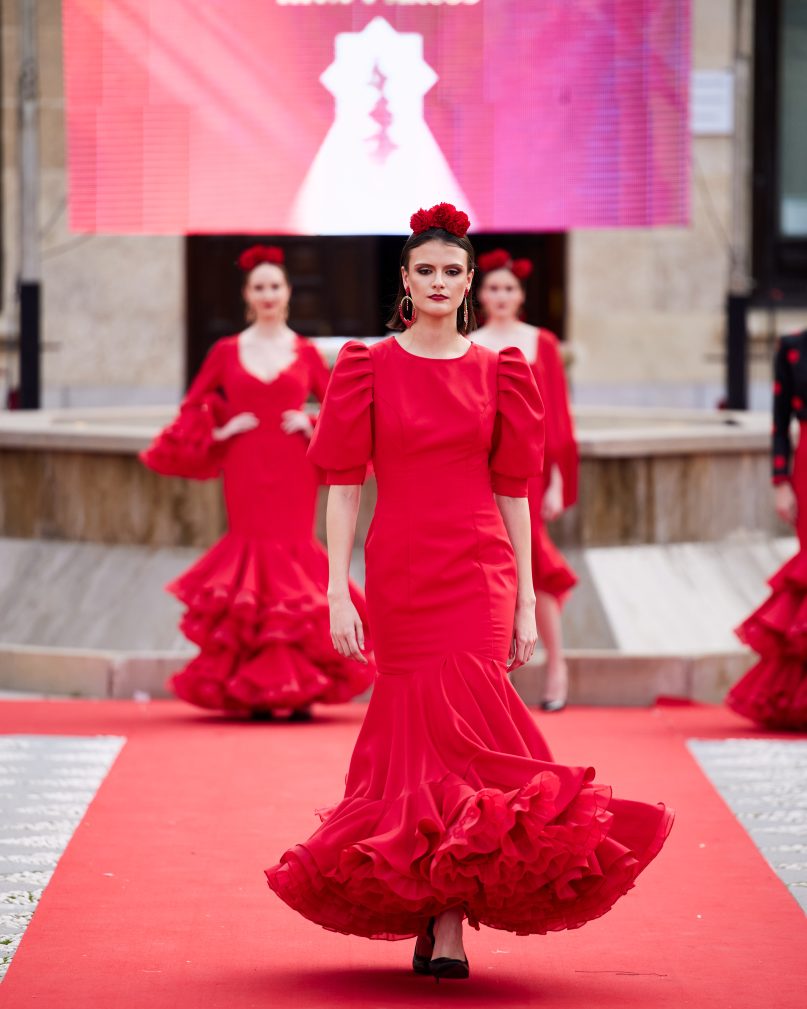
[429,957,470,982]
[412,916,435,975]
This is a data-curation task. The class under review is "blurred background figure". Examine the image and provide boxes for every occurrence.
[730,328,807,730]
[141,246,374,720]
[474,250,579,712]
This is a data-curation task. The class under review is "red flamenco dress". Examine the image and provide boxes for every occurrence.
[265,337,673,939]
[731,330,807,730]
[528,328,579,602]
[140,335,375,714]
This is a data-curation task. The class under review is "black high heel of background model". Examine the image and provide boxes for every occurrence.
[540,698,567,713]
[412,917,435,974]
[429,956,470,981]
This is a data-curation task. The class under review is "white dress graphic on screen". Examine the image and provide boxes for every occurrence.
[290,17,475,235]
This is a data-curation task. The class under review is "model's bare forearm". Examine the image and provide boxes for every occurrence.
[326,485,361,600]
[495,494,536,605]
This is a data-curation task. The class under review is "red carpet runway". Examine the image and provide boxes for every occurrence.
[0,700,804,1008]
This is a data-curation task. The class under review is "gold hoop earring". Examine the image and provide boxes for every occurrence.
[398,293,416,329]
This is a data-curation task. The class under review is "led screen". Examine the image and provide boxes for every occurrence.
[63,0,690,234]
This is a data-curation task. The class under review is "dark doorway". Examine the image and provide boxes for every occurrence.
[185,234,566,385]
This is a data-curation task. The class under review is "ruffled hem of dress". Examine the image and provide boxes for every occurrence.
[727,654,807,730]
[267,649,672,936]
[167,534,374,711]
[169,645,371,713]
[736,551,807,658]
[265,772,673,940]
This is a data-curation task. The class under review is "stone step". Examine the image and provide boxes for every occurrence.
[0,642,754,707]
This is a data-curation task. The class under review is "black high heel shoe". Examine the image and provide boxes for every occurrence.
[429,956,470,982]
[540,698,567,713]
[412,917,435,975]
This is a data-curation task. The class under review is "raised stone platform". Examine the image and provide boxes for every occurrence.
[0,404,783,548]
[0,534,785,706]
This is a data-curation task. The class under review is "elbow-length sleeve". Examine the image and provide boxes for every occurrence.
[772,338,795,485]
[140,340,229,480]
[540,331,579,507]
[490,346,545,497]
[307,340,373,485]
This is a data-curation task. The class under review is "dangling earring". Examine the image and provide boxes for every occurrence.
[398,291,416,329]
[462,296,469,332]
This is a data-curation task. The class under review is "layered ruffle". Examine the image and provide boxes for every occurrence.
[167,533,375,712]
[733,550,807,729]
[140,395,227,480]
[266,651,672,938]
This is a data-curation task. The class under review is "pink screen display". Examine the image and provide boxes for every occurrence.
[63,0,690,234]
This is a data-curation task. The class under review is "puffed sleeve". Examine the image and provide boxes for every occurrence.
[772,338,794,485]
[490,346,545,497]
[140,340,229,480]
[540,331,579,507]
[307,340,373,485]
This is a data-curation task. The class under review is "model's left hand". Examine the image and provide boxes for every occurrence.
[541,469,564,522]
[281,410,314,437]
[508,598,538,670]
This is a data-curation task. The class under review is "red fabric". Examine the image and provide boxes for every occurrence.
[140,341,232,479]
[732,422,807,729]
[146,335,374,713]
[266,337,672,939]
[527,329,579,602]
[530,329,579,507]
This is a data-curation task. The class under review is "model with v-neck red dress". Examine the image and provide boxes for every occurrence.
[141,334,375,714]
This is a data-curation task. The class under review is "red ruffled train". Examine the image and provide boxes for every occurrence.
[169,534,374,713]
[731,551,807,729]
[266,652,673,938]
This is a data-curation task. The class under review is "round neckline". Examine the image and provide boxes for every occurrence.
[392,335,475,362]
[236,332,301,385]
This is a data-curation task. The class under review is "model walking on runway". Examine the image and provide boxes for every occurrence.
[141,245,374,718]
[473,249,579,711]
[265,206,673,979]
[731,329,807,729]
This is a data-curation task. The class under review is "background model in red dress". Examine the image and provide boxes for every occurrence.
[266,335,672,940]
[141,333,375,716]
[475,250,579,711]
[731,329,807,729]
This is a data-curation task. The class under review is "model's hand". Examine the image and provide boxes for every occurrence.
[213,412,259,441]
[281,410,314,437]
[329,595,368,664]
[541,469,564,522]
[508,598,538,670]
[774,481,797,527]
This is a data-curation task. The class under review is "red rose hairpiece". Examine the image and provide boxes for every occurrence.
[477,248,533,281]
[237,245,285,272]
[409,203,471,238]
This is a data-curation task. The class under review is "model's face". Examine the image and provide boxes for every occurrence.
[478,268,524,321]
[243,263,290,321]
[402,240,473,324]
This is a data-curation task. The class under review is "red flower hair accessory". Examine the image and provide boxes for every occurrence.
[410,203,471,238]
[477,248,533,280]
[237,245,285,272]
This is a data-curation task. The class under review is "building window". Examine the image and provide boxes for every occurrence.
[753,0,807,302]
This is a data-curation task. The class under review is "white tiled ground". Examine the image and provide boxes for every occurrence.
[0,736,125,979]
[688,739,807,913]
